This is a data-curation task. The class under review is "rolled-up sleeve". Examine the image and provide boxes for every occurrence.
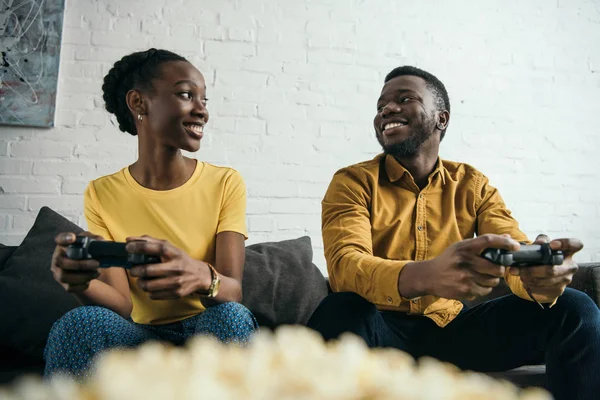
[322,168,410,308]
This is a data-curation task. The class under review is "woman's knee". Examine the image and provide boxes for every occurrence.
[207,302,256,323]
[47,306,125,346]
[197,302,258,342]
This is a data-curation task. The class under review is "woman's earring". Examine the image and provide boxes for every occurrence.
[437,123,444,129]
[137,114,143,122]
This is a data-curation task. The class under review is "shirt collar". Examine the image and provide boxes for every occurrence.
[384,154,446,185]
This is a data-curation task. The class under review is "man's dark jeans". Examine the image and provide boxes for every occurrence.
[307,288,600,400]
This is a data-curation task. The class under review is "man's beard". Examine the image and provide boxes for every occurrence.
[376,116,436,157]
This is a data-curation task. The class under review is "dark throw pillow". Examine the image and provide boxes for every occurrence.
[242,236,328,328]
[0,245,17,272]
[0,207,83,361]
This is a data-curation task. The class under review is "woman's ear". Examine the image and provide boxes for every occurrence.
[126,89,147,119]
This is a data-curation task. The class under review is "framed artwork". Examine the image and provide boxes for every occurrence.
[0,0,66,128]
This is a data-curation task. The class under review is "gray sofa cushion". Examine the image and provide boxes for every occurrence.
[242,236,328,328]
[570,262,600,305]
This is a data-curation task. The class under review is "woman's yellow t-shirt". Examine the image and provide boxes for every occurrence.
[83,162,247,325]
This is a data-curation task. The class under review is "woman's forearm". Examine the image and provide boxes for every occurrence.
[73,279,133,318]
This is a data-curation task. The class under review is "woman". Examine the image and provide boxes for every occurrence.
[45,48,258,379]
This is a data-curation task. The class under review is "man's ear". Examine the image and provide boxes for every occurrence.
[436,110,450,130]
[126,89,147,118]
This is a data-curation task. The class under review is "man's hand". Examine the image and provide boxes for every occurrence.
[399,234,520,300]
[512,235,582,302]
[126,235,212,300]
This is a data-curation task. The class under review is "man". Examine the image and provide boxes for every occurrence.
[307,66,600,400]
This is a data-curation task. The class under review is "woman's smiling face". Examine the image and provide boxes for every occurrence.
[142,60,209,152]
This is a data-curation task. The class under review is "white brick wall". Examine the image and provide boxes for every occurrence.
[1,0,599,272]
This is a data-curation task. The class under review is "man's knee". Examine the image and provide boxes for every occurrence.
[552,288,600,324]
[312,292,376,317]
[307,292,379,339]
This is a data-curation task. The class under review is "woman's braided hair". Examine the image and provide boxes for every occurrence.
[102,48,188,135]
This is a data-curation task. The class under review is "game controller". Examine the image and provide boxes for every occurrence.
[66,235,160,268]
[481,243,564,267]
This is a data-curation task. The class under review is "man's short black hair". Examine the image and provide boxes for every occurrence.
[384,66,450,115]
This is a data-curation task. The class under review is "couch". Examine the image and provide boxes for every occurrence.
[0,207,328,384]
[1,207,598,390]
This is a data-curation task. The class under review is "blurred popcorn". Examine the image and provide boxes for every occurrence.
[0,326,552,400]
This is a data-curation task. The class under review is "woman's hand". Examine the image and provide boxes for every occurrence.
[51,232,101,293]
[126,236,212,300]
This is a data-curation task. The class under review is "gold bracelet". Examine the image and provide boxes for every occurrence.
[203,262,221,298]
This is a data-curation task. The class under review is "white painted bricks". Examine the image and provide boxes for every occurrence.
[1,0,599,272]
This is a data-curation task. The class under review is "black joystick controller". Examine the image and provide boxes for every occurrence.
[481,243,564,267]
[481,243,565,267]
[66,236,160,268]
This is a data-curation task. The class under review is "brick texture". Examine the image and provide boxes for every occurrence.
[1,0,599,271]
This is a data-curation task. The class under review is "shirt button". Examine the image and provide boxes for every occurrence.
[417,226,423,231]
[419,194,424,199]
[387,297,393,303]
